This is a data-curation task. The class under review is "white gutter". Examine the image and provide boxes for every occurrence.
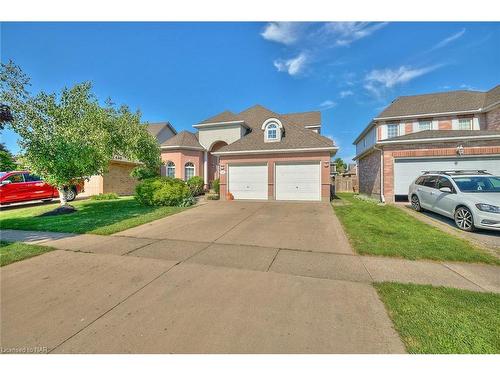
[160,146,205,151]
[378,134,500,145]
[193,120,249,129]
[304,124,321,129]
[212,146,339,156]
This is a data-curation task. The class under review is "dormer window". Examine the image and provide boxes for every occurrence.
[267,123,278,140]
[262,118,283,143]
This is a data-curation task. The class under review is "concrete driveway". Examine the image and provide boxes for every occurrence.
[1,201,406,353]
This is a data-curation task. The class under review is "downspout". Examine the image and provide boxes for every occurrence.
[373,145,385,203]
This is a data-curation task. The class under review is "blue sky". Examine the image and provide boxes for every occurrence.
[1,22,499,161]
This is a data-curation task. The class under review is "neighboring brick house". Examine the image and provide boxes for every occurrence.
[82,122,177,197]
[160,105,338,201]
[353,85,500,203]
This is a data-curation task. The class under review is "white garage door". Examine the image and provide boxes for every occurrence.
[394,156,500,195]
[228,164,268,200]
[275,162,321,201]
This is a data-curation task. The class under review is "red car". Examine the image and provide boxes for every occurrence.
[0,171,82,205]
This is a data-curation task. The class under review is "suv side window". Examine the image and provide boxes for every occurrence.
[5,173,25,183]
[24,173,42,182]
[436,176,453,191]
[422,175,439,188]
[415,176,426,185]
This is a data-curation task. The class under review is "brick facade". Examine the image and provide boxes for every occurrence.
[160,149,204,181]
[381,140,500,203]
[486,106,500,130]
[357,150,381,198]
[438,118,452,130]
[219,152,331,201]
[82,160,139,197]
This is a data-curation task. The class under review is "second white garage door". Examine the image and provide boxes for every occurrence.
[275,162,321,201]
[228,164,268,200]
[394,156,500,195]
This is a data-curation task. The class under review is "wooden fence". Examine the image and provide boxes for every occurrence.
[332,175,358,194]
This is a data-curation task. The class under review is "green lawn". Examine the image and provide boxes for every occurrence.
[333,193,499,264]
[375,282,500,354]
[0,197,187,235]
[0,241,55,267]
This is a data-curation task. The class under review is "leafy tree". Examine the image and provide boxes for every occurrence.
[0,104,13,129]
[0,145,17,171]
[0,61,161,207]
[334,157,347,173]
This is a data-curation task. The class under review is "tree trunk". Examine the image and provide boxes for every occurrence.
[58,188,68,206]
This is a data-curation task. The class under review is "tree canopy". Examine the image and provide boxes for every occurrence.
[334,157,348,173]
[0,60,161,204]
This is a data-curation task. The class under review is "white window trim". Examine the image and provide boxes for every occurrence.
[386,123,399,139]
[262,118,283,143]
[184,162,195,180]
[166,161,176,178]
[418,120,432,131]
[458,118,473,130]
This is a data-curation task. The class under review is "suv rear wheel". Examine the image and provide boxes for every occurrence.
[411,195,423,212]
[454,206,475,232]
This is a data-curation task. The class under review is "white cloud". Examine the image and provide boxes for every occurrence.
[364,65,441,98]
[319,100,337,110]
[322,22,388,46]
[261,22,304,45]
[340,90,354,98]
[430,28,466,51]
[273,53,308,76]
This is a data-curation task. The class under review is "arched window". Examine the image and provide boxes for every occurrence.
[166,161,175,177]
[184,162,195,180]
[262,118,282,142]
[266,123,278,140]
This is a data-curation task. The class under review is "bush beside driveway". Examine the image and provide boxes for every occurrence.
[333,193,499,264]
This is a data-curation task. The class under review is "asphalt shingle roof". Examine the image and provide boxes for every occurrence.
[202,105,335,153]
[161,130,203,149]
[377,84,500,118]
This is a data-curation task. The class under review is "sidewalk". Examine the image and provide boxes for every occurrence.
[2,229,499,293]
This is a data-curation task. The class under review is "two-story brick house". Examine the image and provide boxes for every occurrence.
[353,85,500,202]
[160,104,338,201]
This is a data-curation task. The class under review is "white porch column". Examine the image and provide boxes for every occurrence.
[203,151,208,186]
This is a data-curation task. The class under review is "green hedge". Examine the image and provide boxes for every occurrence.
[135,177,194,206]
[90,193,120,200]
[187,176,204,196]
[212,178,220,194]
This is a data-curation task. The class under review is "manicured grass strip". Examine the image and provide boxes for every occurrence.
[375,282,500,354]
[0,241,55,267]
[0,197,187,235]
[333,193,499,264]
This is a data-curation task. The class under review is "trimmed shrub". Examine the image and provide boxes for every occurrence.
[187,176,204,196]
[206,194,219,200]
[212,178,220,194]
[135,177,193,206]
[90,193,120,200]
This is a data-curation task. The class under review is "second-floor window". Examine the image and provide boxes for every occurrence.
[387,124,399,138]
[419,120,432,131]
[458,118,472,130]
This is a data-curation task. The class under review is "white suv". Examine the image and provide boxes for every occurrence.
[408,171,500,232]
